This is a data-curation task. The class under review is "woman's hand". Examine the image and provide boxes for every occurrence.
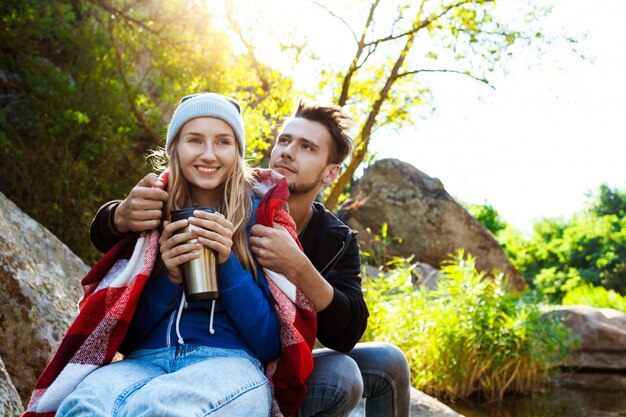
[159,219,202,285]
[188,210,234,264]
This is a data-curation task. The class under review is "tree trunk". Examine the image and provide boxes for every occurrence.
[325,24,418,211]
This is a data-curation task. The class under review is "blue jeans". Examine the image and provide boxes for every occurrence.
[297,342,411,417]
[57,345,271,417]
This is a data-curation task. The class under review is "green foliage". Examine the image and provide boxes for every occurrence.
[497,184,626,299]
[0,0,295,262]
[360,222,403,267]
[588,184,626,217]
[562,283,626,313]
[361,251,574,402]
[466,202,508,234]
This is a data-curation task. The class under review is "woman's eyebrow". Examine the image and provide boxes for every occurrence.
[182,131,204,137]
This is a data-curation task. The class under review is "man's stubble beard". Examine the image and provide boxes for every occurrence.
[287,169,324,196]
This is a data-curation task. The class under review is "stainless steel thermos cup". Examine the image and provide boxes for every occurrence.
[170,207,219,301]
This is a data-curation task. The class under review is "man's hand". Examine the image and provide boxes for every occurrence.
[250,223,306,278]
[251,223,335,311]
[114,173,169,233]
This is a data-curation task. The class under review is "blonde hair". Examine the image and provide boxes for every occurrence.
[149,139,258,277]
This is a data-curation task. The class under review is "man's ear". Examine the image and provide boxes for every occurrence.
[322,164,340,185]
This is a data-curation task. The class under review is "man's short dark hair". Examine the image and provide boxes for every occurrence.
[293,99,354,164]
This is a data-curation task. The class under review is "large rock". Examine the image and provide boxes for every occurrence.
[551,372,626,393]
[408,388,464,417]
[0,355,23,417]
[350,387,464,417]
[543,306,626,370]
[0,191,87,405]
[347,159,525,290]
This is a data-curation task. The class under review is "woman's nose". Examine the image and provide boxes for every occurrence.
[200,145,216,160]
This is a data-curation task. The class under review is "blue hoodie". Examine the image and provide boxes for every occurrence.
[120,198,280,362]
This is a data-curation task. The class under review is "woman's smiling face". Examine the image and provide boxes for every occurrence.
[176,117,238,207]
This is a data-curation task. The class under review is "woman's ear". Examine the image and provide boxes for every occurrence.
[322,164,340,185]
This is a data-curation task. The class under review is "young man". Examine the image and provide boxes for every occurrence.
[90,99,411,417]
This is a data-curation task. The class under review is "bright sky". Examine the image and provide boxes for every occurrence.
[218,0,626,234]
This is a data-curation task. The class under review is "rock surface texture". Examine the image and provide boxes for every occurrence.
[0,191,87,405]
[347,159,525,290]
[544,305,626,370]
[0,356,23,417]
[349,387,464,417]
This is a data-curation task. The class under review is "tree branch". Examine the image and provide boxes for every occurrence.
[106,18,160,143]
[307,0,359,45]
[363,0,472,49]
[338,0,381,105]
[396,68,495,89]
[91,0,161,36]
[224,1,271,92]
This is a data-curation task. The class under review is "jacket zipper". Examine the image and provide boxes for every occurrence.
[319,231,353,276]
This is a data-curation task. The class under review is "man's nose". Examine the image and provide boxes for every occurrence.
[280,143,294,160]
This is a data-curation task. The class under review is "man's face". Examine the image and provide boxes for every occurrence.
[270,117,339,197]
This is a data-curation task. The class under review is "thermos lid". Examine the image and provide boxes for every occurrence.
[171,207,219,222]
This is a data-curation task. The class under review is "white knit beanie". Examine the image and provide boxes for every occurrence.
[166,93,245,155]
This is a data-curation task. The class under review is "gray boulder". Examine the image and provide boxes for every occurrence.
[408,388,464,416]
[0,355,23,417]
[0,191,87,405]
[544,306,626,370]
[551,372,626,393]
[350,387,464,417]
[347,159,525,291]
[412,262,442,290]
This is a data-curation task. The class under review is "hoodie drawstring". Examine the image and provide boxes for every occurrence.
[209,300,216,335]
[175,292,186,345]
[175,293,216,344]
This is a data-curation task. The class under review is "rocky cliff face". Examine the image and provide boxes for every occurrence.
[0,191,87,406]
[347,158,526,291]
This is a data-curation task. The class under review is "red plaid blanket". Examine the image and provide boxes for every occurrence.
[255,169,317,416]
[23,169,316,417]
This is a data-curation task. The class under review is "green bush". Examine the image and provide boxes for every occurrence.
[361,251,574,402]
[497,185,626,298]
[562,283,626,312]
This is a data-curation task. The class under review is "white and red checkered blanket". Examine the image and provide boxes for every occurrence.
[23,169,316,417]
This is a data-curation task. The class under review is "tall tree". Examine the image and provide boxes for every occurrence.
[211,0,561,210]
[312,0,557,210]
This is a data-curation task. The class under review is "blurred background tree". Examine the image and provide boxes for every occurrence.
[466,202,508,234]
[0,0,294,262]
[492,184,626,300]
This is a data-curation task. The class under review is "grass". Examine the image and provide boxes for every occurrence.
[361,251,575,402]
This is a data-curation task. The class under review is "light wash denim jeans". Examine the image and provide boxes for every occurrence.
[57,345,271,417]
[297,342,411,417]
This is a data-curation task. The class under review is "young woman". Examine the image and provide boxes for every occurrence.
[56,93,280,417]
